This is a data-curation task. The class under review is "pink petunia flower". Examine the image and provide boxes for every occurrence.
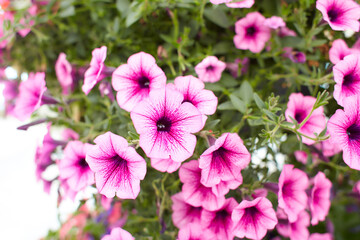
[226,58,250,78]
[131,87,203,162]
[278,164,309,222]
[201,197,238,240]
[316,132,342,157]
[99,81,115,102]
[171,192,202,228]
[13,72,47,121]
[82,46,108,95]
[55,53,73,95]
[316,0,360,32]
[294,150,309,164]
[329,39,358,64]
[151,157,182,173]
[310,172,332,225]
[18,5,37,37]
[1,80,18,116]
[333,54,360,107]
[198,133,250,188]
[328,96,360,170]
[226,0,255,8]
[276,208,310,240]
[278,27,297,37]
[194,56,226,83]
[112,51,166,112]
[285,93,326,145]
[234,12,271,53]
[309,233,333,240]
[210,0,231,4]
[58,141,94,192]
[353,181,360,196]
[179,160,226,211]
[264,16,286,29]
[232,197,278,240]
[85,132,147,199]
[210,178,243,197]
[101,227,134,240]
[177,223,205,240]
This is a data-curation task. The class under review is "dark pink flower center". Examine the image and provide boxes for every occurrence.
[244,206,259,216]
[343,73,356,87]
[78,158,89,169]
[206,65,214,71]
[282,181,294,197]
[246,26,257,37]
[294,110,306,123]
[138,75,150,89]
[215,209,229,221]
[327,8,340,22]
[347,124,360,140]
[157,117,172,132]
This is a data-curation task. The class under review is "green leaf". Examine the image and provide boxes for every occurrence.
[239,81,253,104]
[230,94,246,113]
[203,8,231,28]
[280,36,304,48]
[254,93,266,109]
[116,0,130,16]
[58,5,75,18]
[218,101,236,110]
[262,109,277,121]
[205,119,221,129]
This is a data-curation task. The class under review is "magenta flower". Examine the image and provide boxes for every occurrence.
[179,160,226,211]
[232,197,277,240]
[82,46,107,95]
[285,93,326,145]
[177,223,204,240]
[276,208,310,240]
[226,58,249,78]
[226,0,254,8]
[2,80,18,116]
[294,150,309,164]
[171,192,202,228]
[333,54,360,107]
[55,53,73,95]
[18,5,37,37]
[309,233,333,240]
[329,39,356,64]
[112,51,166,112]
[201,197,238,240]
[131,87,203,162]
[328,96,360,170]
[194,56,226,83]
[316,0,360,32]
[264,16,286,29]
[101,227,134,240]
[234,12,271,53]
[211,178,243,197]
[316,132,342,157]
[278,164,309,222]
[210,0,230,4]
[310,172,332,225]
[86,132,147,199]
[13,72,47,121]
[198,133,250,187]
[353,181,360,196]
[58,141,94,192]
[151,157,181,173]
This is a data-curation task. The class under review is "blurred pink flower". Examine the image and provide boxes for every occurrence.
[55,53,73,95]
[82,46,107,95]
[333,54,360,107]
[232,197,277,240]
[309,233,333,240]
[316,0,360,32]
[310,172,332,225]
[101,227,134,240]
[294,150,309,164]
[329,39,357,64]
[264,16,286,29]
[226,0,254,8]
[171,192,202,228]
[234,12,271,53]
[276,208,310,240]
[285,93,326,145]
[1,80,18,116]
[99,81,114,101]
[112,51,166,112]
[18,5,37,37]
[278,164,309,222]
[177,223,204,240]
[131,87,203,162]
[226,58,249,78]
[328,96,360,170]
[59,204,90,240]
[85,132,146,199]
[278,27,297,37]
[195,56,226,83]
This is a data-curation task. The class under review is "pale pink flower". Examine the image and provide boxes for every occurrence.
[171,192,202,228]
[226,0,255,8]
[316,0,360,32]
[112,51,166,112]
[232,197,278,240]
[276,208,310,240]
[264,16,286,29]
[55,53,73,95]
[285,93,326,145]
[82,46,107,95]
[278,27,297,37]
[226,58,250,78]
[278,164,309,222]
[151,157,181,173]
[101,227,134,240]
[310,172,332,225]
[234,12,271,53]
[194,56,226,83]
[86,132,147,199]
[18,5,37,37]
[329,39,357,64]
[309,233,333,240]
[294,150,309,164]
[131,87,203,162]
[177,223,205,240]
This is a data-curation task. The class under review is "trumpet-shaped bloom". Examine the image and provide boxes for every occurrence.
[310,172,332,225]
[278,164,309,222]
[333,54,360,106]
[194,56,226,83]
[58,141,94,192]
[171,192,202,228]
[112,51,166,112]
[55,53,73,95]
[276,208,310,240]
[309,233,333,240]
[101,227,134,240]
[13,72,47,121]
[151,157,181,173]
[316,0,360,32]
[179,160,226,211]
[226,0,254,8]
[285,93,326,145]
[82,46,107,95]
[201,198,238,240]
[199,133,250,187]
[328,96,360,170]
[264,16,286,29]
[234,12,271,53]
[232,197,277,240]
[86,132,147,199]
[329,39,357,64]
[131,87,203,162]
[177,223,205,240]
